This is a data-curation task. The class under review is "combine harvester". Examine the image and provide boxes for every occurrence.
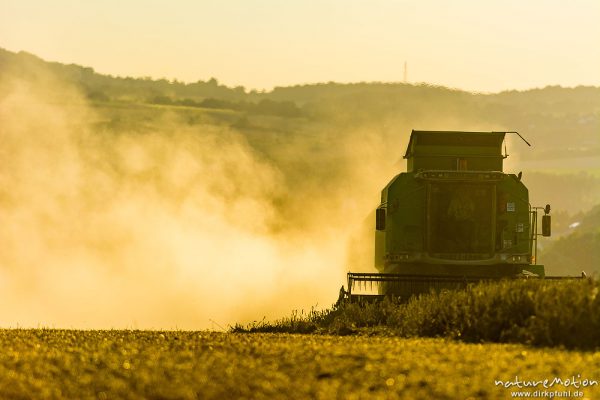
[340,130,584,303]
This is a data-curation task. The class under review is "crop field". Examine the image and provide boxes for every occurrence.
[1,329,599,400]
[237,279,600,349]
[1,280,599,399]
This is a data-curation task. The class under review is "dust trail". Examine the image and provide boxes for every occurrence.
[0,76,394,329]
[0,68,508,329]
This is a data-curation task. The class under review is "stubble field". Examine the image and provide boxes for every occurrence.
[1,329,599,399]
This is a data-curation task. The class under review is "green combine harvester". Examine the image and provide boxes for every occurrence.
[340,130,583,302]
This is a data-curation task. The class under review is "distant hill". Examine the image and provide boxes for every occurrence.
[1,46,599,215]
[0,48,250,101]
[2,48,599,157]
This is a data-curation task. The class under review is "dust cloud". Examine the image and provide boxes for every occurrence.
[0,76,400,329]
[1,67,518,329]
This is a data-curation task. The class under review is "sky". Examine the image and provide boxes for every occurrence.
[1,0,599,92]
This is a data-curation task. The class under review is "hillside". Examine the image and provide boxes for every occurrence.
[1,47,598,217]
[1,46,599,235]
[0,45,598,312]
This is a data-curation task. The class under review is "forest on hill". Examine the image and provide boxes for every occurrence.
[0,49,600,154]
[2,46,599,164]
[0,46,598,277]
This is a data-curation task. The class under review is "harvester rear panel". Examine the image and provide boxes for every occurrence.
[342,130,578,302]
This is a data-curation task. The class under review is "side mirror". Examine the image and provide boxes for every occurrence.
[376,208,386,231]
[542,215,551,237]
[544,204,551,215]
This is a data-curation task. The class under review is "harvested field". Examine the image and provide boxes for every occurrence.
[1,330,599,399]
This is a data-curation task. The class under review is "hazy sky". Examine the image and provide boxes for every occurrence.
[1,0,599,92]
